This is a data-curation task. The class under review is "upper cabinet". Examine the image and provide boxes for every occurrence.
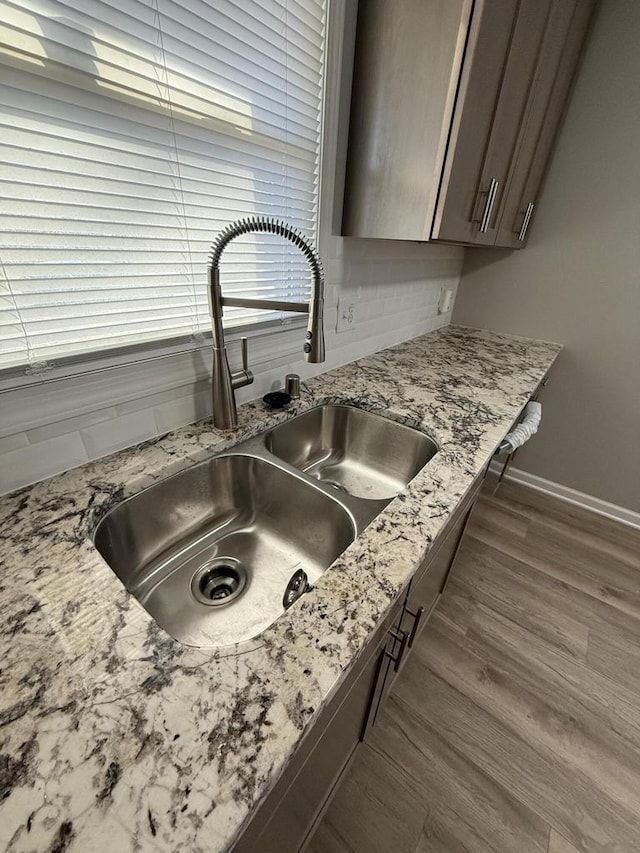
[342,0,597,248]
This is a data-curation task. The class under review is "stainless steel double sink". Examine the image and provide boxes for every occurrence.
[94,405,438,648]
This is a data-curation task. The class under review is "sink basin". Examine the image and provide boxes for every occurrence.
[265,405,438,501]
[94,454,356,648]
[94,404,437,649]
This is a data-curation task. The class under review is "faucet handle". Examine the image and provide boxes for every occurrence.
[231,336,254,391]
[240,336,249,373]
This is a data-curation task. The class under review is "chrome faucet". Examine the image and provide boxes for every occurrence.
[208,216,325,430]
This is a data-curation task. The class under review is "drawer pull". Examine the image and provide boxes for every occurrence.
[385,629,409,673]
[405,605,425,648]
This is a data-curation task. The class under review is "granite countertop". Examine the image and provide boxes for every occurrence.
[0,325,561,853]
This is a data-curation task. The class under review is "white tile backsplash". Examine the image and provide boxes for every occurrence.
[0,238,463,495]
[0,433,29,455]
[80,409,158,460]
[153,390,211,434]
[25,407,118,444]
[114,384,205,417]
[0,433,88,496]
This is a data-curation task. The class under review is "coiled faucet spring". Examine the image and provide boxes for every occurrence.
[208,216,326,429]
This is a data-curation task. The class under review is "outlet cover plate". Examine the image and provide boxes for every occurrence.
[438,287,454,315]
[336,297,356,333]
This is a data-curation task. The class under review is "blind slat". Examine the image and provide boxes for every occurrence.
[0,0,326,373]
[0,105,320,178]
[1,186,317,216]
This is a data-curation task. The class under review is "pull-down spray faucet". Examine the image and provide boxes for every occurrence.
[208,216,325,430]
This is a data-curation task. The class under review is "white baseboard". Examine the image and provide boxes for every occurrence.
[488,462,640,531]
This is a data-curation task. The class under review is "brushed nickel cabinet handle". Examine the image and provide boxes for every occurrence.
[360,649,386,741]
[405,605,425,648]
[478,178,499,233]
[518,202,535,241]
[386,629,409,673]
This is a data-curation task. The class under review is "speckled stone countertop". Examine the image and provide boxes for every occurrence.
[0,325,560,853]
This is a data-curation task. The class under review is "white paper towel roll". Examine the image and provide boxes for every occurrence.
[500,400,542,454]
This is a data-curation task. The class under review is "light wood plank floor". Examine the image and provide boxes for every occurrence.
[307,482,640,853]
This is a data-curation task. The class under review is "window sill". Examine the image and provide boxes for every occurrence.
[0,317,308,438]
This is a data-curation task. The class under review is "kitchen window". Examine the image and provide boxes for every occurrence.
[0,0,327,385]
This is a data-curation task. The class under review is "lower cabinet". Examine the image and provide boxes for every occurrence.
[361,468,485,741]
[231,469,485,853]
[231,597,404,853]
[400,471,484,649]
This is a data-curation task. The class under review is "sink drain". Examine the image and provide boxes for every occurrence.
[191,558,247,607]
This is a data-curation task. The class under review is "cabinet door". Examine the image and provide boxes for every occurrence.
[232,598,404,853]
[433,0,553,246]
[495,0,597,248]
[399,469,485,646]
[341,0,473,240]
[362,471,487,745]
[401,502,475,646]
[432,0,525,244]
[360,619,410,741]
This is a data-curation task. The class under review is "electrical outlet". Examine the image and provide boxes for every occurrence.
[438,286,454,315]
[336,296,356,332]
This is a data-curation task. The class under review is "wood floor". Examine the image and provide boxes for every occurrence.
[307,481,640,853]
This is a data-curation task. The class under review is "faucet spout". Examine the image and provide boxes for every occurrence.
[208,216,326,430]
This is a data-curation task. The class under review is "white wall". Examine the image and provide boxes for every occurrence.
[0,1,463,495]
[453,0,640,513]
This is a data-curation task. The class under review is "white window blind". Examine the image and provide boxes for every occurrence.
[0,0,326,378]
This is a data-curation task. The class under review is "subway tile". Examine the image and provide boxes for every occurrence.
[80,409,158,460]
[26,407,118,444]
[115,385,190,416]
[115,381,209,416]
[325,258,345,285]
[153,390,211,434]
[0,433,88,496]
[324,233,344,260]
[0,432,29,455]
